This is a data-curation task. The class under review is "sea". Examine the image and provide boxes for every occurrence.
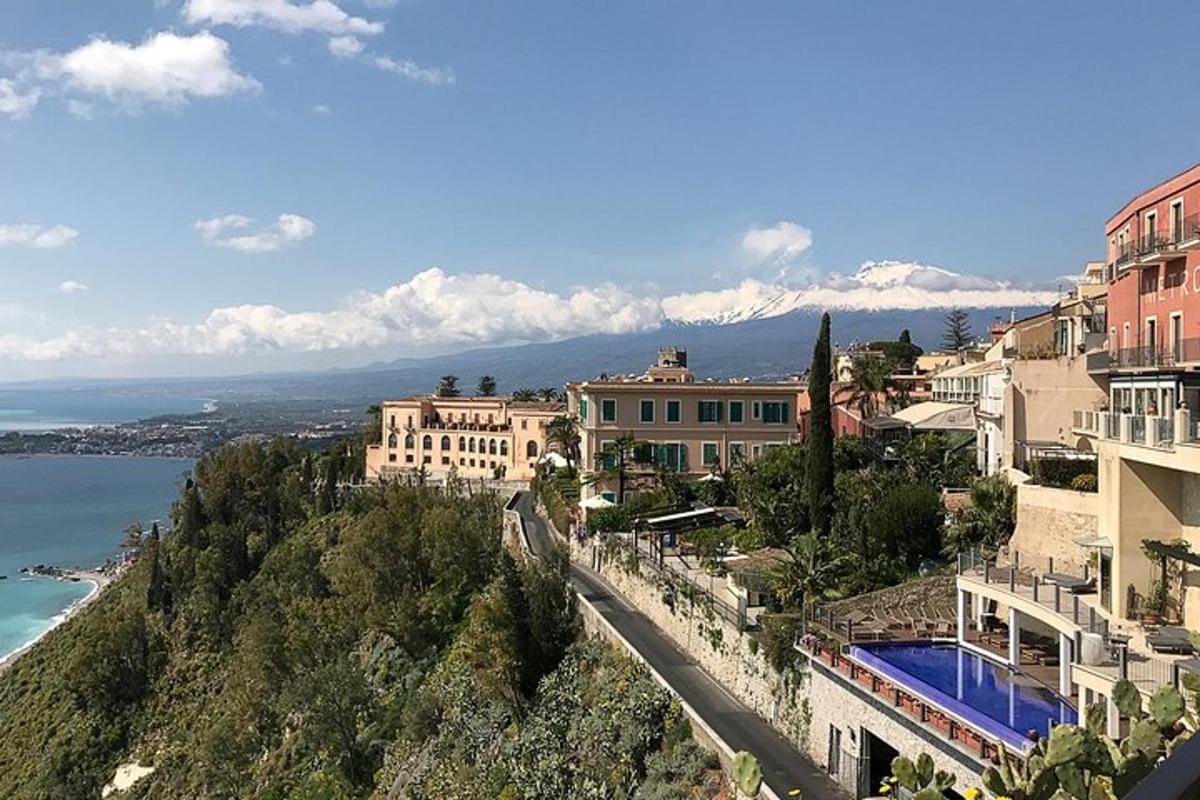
[0,386,203,663]
[0,387,208,432]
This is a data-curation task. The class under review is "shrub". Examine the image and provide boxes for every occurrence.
[758,614,804,673]
[1030,456,1096,489]
[1070,473,1097,492]
[587,505,632,535]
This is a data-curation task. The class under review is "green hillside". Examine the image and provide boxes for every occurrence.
[0,440,715,799]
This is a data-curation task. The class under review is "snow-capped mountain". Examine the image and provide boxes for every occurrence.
[661,260,1059,326]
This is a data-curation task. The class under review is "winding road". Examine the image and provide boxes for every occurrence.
[510,491,848,800]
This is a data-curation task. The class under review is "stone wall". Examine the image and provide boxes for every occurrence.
[1009,483,1099,575]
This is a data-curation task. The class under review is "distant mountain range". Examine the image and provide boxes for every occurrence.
[2,305,1045,409]
[177,305,1044,405]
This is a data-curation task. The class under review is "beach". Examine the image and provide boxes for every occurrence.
[0,567,117,673]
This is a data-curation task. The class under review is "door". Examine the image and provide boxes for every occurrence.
[827,725,841,776]
[1100,552,1112,612]
[1173,315,1184,363]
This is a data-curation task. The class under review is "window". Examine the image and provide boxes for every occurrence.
[489,439,497,455]
[698,400,724,423]
[422,434,432,449]
[761,401,790,424]
[406,454,414,463]
[1147,317,1158,349]
[1172,313,1184,361]
[651,442,689,472]
[521,419,528,430]
[729,400,744,423]
[387,432,398,448]
[441,435,451,450]
[388,453,397,462]
[389,414,395,427]
[1172,199,1185,242]
[422,455,431,464]
[752,401,761,420]
[665,399,681,423]
[600,491,616,503]
[527,440,539,458]
[702,442,719,466]
[601,398,617,423]
[580,397,589,421]
[499,440,508,456]
[469,438,476,453]
[458,436,466,450]
[728,442,745,463]
[640,399,655,423]
[404,433,415,449]
[441,456,450,465]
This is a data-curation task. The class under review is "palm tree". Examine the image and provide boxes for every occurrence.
[538,386,564,403]
[545,414,581,472]
[587,432,650,504]
[770,532,847,613]
[511,388,538,402]
[848,354,891,419]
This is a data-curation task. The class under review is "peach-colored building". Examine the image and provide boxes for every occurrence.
[365,395,563,482]
[566,348,803,502]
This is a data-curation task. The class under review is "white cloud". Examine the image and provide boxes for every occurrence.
[59,280,88,294]
[0,267,664,362]
[0,223,79,249]
[740,221,813,265]
[663,260,1059,323]
[311,103,332,114]
[183,0,385,35]
[327,35,365,58]
[195,213,317,252]
[1,32,259,115]
[372,55,455,86]
[0,78,40,118]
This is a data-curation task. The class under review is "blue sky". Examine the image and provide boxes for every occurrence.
[2,1,1199,378]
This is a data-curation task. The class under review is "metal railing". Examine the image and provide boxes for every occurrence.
[1152,416,1176,448]
[1130,415,1146,443]
[1114,345,1176,369]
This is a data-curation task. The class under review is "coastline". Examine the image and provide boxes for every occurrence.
[0,568,116,673]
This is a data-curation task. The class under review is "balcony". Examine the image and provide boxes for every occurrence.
[1073,409,1183,450]
[1109,216,1200,273]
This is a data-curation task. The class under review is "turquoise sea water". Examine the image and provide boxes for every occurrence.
[0,456,192,662]
[0,388,207,432]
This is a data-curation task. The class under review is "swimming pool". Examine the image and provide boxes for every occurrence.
[848,642,1075,751]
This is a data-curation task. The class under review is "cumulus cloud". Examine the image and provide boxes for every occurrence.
[0,223,79,249]
[1,31,259,116]
[663,260,1059,323]
[196,213,317,253]
[741,221,813,265]
[311,103,332,115]
[0,78,40,118]
[182,0,385,35]
[0,267,665,362]
[59,280,88,294]
[327,35,365,58]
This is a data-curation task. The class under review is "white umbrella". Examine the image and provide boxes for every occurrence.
[696,473,724,482]
[539,452,570,468]
[580,495,615,509]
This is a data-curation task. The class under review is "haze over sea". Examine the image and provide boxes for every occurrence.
[0,389,206,432]
[0,456,192,662]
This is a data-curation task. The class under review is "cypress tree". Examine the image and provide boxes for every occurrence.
[807,312,834,537]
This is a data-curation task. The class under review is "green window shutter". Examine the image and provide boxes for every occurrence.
[678,444,688,471]
[730,401,743,423]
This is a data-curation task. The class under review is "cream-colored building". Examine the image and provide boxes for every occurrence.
[566,349,803,502]
[365,395,563,482]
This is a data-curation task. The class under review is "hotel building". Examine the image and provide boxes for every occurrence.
[566,349,803,502]
[365,395,563,482]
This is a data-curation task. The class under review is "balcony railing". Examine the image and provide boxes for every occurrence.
[1074,409,1189,450]
[1110,215,1200,272]
[1114,345,1175,369]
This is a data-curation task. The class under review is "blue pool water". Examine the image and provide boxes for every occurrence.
[850,642,1074,750]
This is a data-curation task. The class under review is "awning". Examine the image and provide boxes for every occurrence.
[580,495,615,509]
[1074,536,1113,552]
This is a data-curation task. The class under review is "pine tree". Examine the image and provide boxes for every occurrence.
[436,374,461,397]
[942,308,973,352]
[477,375,497,396]
[807,312,834,538]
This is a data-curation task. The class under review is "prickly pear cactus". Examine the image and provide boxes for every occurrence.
[1085,701,1107,736]
[1124,718,1165,755]
[1112,679,1142,720]
[891,756,918,791]
[1149,684,1185,729]
[1044,724,1086,767]
[916,752,934,786]
[733,751,762,797]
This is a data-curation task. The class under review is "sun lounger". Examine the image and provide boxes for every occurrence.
[1043,573,1096,594]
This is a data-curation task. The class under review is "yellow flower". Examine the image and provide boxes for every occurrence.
[965,789,982,800]
[879,784,892,794]
[787,791,802,798]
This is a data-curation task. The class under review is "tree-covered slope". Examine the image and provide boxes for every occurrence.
[0,440,717,799]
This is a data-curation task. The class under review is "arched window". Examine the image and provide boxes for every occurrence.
[405,433,415,449]
[387,432,397,448]
[489,439,497,455]
[469,438,476,453]
[441,435,451,451]
[499,440,509,456]
[526,440,539,458]
[458,436,466,451]
[422,435,432,449]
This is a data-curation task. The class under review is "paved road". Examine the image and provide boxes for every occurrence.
[511,491,848,800]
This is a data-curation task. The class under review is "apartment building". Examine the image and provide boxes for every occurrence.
[566,349,802,502]
[365,395,563,482]
[1070,163,1200,629]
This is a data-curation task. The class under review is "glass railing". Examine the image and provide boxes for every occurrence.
[1152,416,1175,448]
[1130,415,1146,443]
